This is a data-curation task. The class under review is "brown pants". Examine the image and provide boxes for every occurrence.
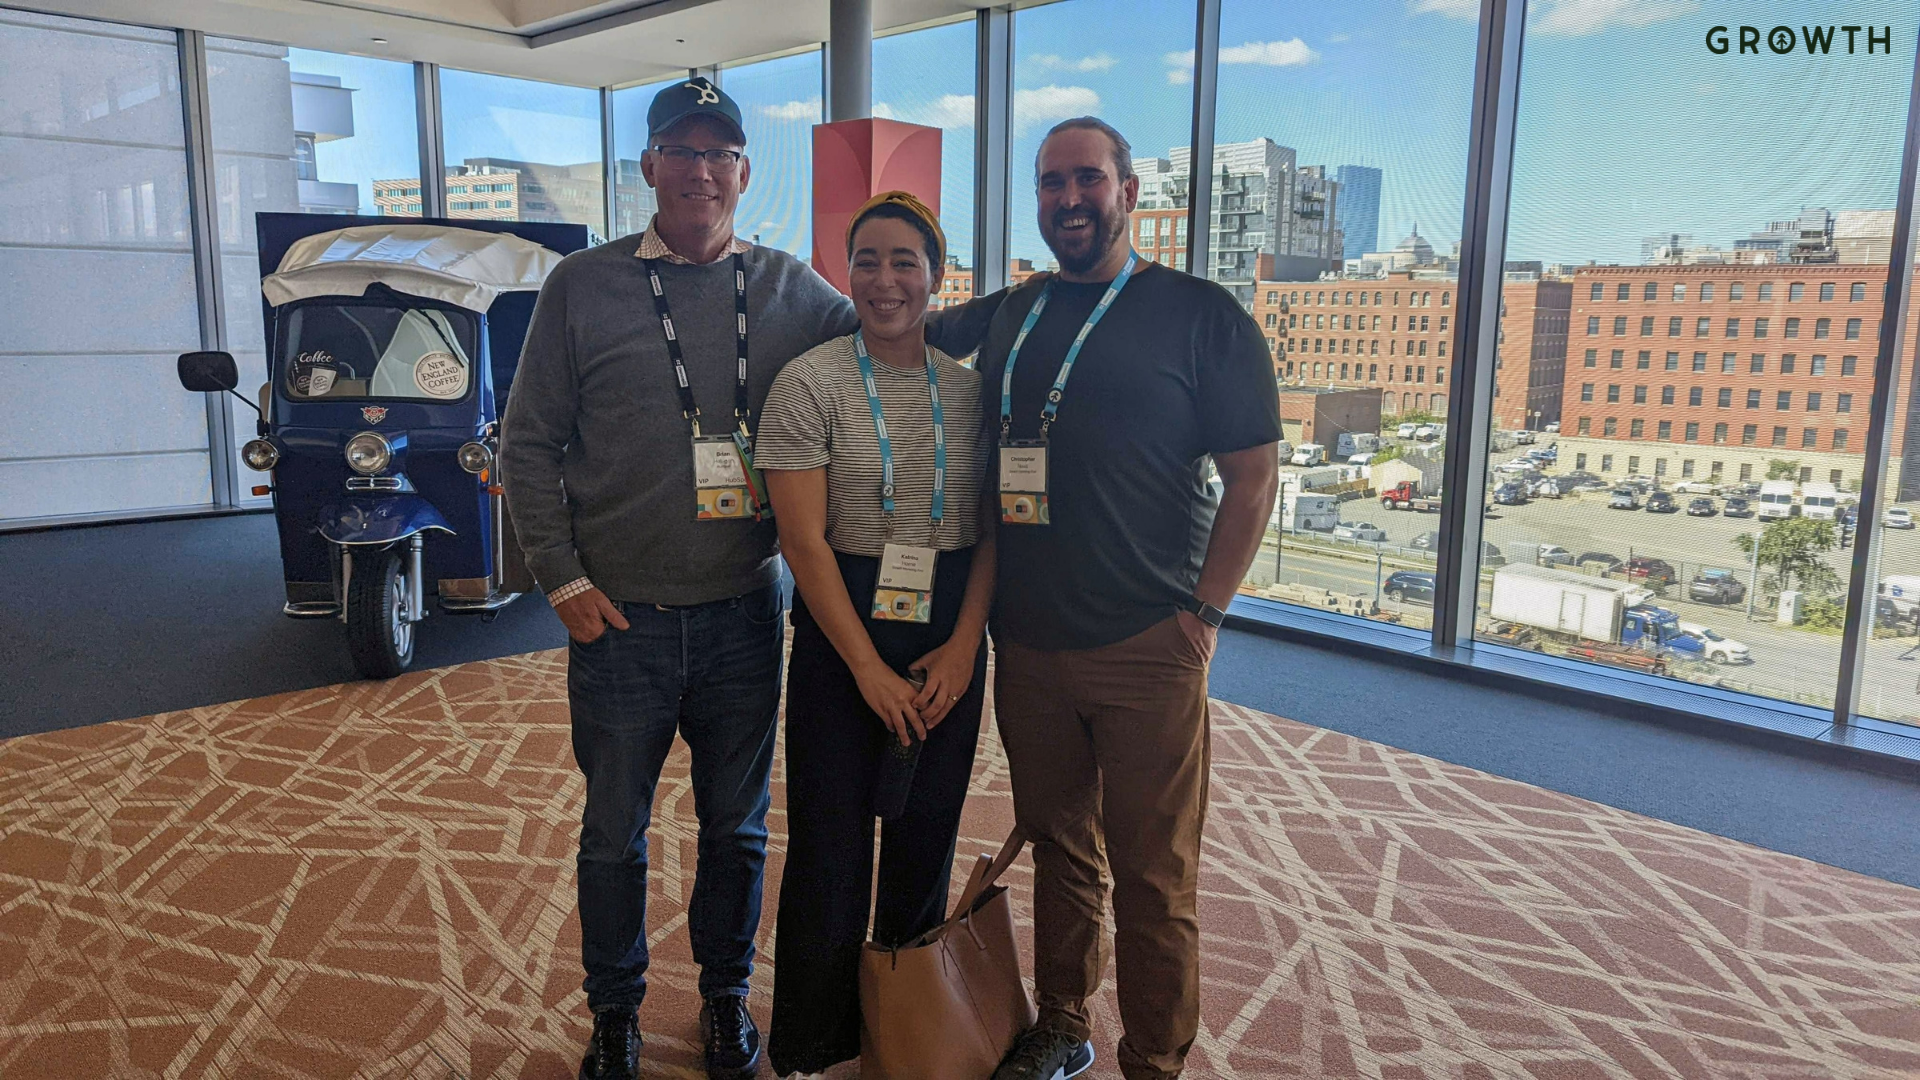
[993,615,1212,1080]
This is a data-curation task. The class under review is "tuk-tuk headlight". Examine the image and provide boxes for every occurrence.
[241,438,279,471]
[457,441,494,475]
[345,432,392,475]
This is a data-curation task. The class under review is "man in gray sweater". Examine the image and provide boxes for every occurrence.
[500,78,1000,1080]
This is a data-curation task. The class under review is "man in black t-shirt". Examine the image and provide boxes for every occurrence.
[984,119,1281,1080]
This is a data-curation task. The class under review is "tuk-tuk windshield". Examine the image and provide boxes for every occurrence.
[281,302,478,402]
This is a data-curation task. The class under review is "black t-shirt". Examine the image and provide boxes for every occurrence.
[979,262,1281,650]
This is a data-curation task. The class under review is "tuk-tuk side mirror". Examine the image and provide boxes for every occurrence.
[179,350,263,421]
[179,351,239,394]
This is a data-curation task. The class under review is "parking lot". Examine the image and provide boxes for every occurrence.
[1259,432,1920,723]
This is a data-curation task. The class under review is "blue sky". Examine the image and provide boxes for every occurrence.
[298,0,1914,268]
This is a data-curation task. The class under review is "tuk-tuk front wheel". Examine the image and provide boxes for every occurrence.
[346,548,415,679]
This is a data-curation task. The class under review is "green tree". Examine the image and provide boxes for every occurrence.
[1766,459,1803,481]
[1369,443,1404,464]
[1733,517,1841,598]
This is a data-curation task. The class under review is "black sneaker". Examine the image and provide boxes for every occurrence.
[993,1027,1095,1080]
[577,1007,640,1080]
[700,994,762,1079]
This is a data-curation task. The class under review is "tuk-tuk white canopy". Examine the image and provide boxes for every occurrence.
[262,225,564,312]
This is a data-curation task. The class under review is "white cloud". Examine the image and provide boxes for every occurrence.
[1329,32,1351,43]
[875,93,977,130]
[1529,0,1698,36]
[1162,39,1316,82]
[757,98,820,121]
[1409,0,1477,16]
[1012,85,1101,133]
[1220,39,1320,65]
[1029,52,1118,72]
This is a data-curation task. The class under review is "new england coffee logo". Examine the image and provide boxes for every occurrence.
[1707,24,1893,56]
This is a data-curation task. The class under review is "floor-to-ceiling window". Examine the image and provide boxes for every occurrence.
[0,10,208,523]
[874,19,977,301]
[439,68,606,238]
[1008,0,1196,282]
[1476,4,1912,710]
[1209,0,1480,628]
[721,50,823,259]
[208,39,418,506]
[607,76,679,241]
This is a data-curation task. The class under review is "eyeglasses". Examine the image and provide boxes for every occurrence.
[651,145,744,172]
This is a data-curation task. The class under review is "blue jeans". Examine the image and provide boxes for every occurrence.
[568,583,785,1011]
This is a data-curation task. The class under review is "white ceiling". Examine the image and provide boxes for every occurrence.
[28,0,988,86]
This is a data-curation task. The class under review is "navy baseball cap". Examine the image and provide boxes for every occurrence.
[648,76,746,144]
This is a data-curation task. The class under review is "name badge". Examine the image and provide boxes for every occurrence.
[693,436,751,520]
[999,442,1050,525]
[872,542,936,623]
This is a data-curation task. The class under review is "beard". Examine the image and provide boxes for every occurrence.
[1041,201,1127,275]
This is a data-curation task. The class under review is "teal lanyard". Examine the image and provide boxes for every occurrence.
[999,249,1140,441]
[853,330,945,529]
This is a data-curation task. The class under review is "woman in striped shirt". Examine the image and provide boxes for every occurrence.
[755,192,998,1077]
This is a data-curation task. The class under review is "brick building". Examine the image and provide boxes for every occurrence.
[1556,264,1905,490]
[1247,272,1570,425]
[927,258,1048,310]
[1278,385,1382,449]
[1130,208,1188,272]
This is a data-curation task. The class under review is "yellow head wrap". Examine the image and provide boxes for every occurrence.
[846,189,946,267]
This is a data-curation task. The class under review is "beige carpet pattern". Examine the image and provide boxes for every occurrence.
[2,648,1918,1078]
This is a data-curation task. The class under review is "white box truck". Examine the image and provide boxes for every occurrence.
[1278,491,1340,532]
[1488,565,1655,644]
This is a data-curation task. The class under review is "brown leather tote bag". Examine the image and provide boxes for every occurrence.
[859,829,1037,1079]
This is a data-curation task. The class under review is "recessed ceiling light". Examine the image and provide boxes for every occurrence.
[371,37,388,43]
[676,38,685,43]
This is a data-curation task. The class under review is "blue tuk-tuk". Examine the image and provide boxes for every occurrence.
[178,213,589,678]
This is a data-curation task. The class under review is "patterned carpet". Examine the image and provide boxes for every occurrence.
[2,648,1918,1079]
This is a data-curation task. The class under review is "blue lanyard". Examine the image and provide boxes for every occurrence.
[853,330,945,528]
[999,249,1140,441]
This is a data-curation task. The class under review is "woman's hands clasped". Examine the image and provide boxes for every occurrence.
[908,638,976,731]
[854,660,928,748]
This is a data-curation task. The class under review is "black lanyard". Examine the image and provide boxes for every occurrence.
[643,253,750,438]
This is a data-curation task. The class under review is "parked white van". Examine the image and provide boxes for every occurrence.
[1757,479,1798,520]
[1290,443,1327,466]
[1799,482,1840,521]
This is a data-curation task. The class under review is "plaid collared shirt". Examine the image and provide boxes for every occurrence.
[633,215,753,265]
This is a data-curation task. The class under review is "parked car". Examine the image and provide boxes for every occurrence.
[1480,541,1507,568]
[1673,480,1718,495]
[1686,497,1717,517]
[1577,551,1624,573]
[1493,481,1529,505]
[1573,478,1612,492]
[1722,482,1761,498]
[1688,568,1746,605]
[1645,491,1678,513]
[1334,521,1388,542]
[1624,474,1657,488]
[1886,507,1916,529]
[1530,477,1563,499]
[1414,424,1438,441]
[1839,504,1858,526]
[1495,459,1537,476]
[1545,421,1561,433]
[1677,622,1751,664]
[1410,530,1441,550]
[1384,570,1437,605]
[1723,496,1755,518]
[1621,556,1678,587]
[1609,488,1640,510]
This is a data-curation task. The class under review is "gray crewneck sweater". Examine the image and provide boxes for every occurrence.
[500,234,998,606]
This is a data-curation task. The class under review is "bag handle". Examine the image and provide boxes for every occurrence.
[946,826,1025,924]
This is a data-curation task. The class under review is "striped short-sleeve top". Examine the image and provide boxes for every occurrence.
[754,334,984,557]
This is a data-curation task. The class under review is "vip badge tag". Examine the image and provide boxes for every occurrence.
[998,443,1050,525]
[872,543,936,623]
[693,437,751,520]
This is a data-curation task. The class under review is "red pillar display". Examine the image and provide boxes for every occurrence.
[812,118,943,295]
